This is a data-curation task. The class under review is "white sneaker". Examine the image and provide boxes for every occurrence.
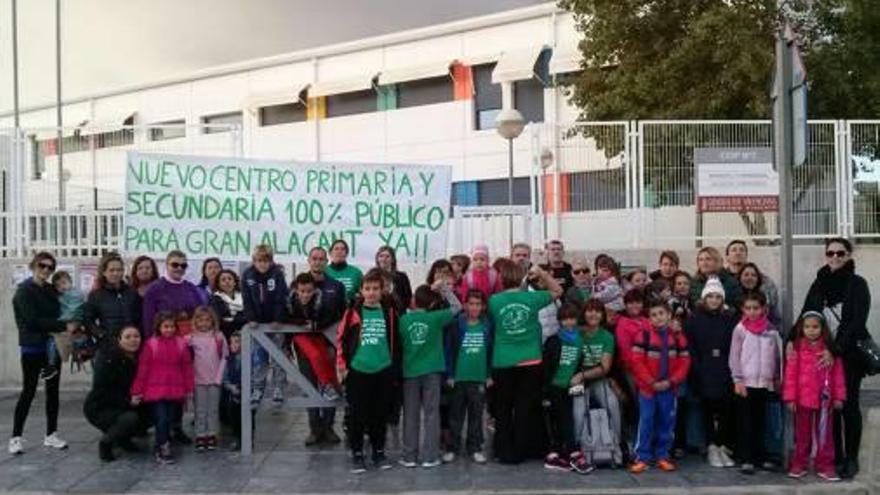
[421,459,441,469]
[398,459,417,468]
[43,433,68,450]
[442,452,456,463]
[472,452,487,464]
[707,444,724,468]
[8,437,24,455]
[718,447,736,467]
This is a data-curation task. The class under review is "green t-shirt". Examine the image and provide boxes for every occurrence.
[582,327,615,369]
[455,321,489,383]
[399,309,453,378]
[489,290,553,369]
[551,331,584,389]
[574,287,592,303]
[350,307,391,373]
[326,264,363,302]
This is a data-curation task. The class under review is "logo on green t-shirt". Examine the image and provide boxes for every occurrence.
[499,303,531,335]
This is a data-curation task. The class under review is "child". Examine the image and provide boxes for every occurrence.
[572,298,623,468]
[592,256,624,313]
[542,304,591,474]
[289,272,340,402]
[445,289,493,464]
[669,271,693,321]
[130,311,194,464]
[457,244,502,302]
[615,290,651,370]
[337,269,400,473]
[684,278,737,468]
[783,311,846,481]
[221,332,243,450]
[188,306,228,452]
[242,244,289,407]
[623,268,649,294]
[398,282,461,468]
[46,271,85,379]
[628,301,690,474]
[449,254,470,288]
[728,290,782,475]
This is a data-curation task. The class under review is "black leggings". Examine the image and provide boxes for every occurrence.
[834,362,864,464]
[492,365,543,464]
[13,352,60,437]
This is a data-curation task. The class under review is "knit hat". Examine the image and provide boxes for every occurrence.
[472,244,490,258]
[701,277,725,300]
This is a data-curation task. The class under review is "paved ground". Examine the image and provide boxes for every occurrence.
[0,389,876,494]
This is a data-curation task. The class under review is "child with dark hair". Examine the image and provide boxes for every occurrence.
[337,269,400,473]
[449,254,471,288]
[46,270,85,380]
[542,304,588,473]
[592,256,623,312]
[398,282,461,468]
[784,311,846,481]
[289,272,341,402]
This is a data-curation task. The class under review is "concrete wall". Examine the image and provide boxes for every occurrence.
[1,244,878,388]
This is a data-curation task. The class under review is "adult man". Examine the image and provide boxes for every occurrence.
[511,243,532,268]
[540,240,574,292]
[296,247,347,446]
[723,240,749,277]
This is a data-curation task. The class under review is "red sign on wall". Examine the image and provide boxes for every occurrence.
[698,195,779,213]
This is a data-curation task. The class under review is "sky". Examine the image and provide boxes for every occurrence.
[0,0,546,114]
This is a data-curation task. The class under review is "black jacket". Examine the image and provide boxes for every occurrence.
[540,261,574,292]
[802,260,871,360]
[13,278,64,348]
[208,292,248,339]
[314,276,347,329]
[83,283,142,340]
[242,264,289,323]
[684,307,738,400]
[338,296,400,375]
[83,345,138,429]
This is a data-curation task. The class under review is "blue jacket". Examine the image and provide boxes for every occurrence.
[444,313,493,379]
[242,264,289,323]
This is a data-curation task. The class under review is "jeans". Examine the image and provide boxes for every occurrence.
[634,390,676,463]
[449,382,486,455]
[152,400,182,447]
[13,351,60,437]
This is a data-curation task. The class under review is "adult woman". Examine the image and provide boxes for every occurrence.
[197,258,223,296]
[129,256,159,298]
[375,246,412,313]
[326,239,363,303]
[84,253,142,341]
[83,326,150,461]
[737,262,781,326]
[209,269,247,340]
[489,260,562,464]
[648,250,680,297]
[801,238,871,479]
[563,257,593,309]
[9,252,68,455]
[141,250,206,337]
[689,247,742,309]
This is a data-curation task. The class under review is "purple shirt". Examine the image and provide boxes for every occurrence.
[141,277,207,338]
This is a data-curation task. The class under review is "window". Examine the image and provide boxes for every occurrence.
[326,90,376,118]
[567,169,627,212]
[150,120,186,141]
[397,76,453,109]
[514,78,545,124]
[478,177,531,206]
[473,64,502,130]
[259,102,307,126]
[201,112,242,134]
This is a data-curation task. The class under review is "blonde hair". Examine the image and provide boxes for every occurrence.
[192,306,219,332]
[252,244,274,262]
[696,247,723,272]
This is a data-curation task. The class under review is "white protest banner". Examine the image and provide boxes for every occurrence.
[124,152,451,265]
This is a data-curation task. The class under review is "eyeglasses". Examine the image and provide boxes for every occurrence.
[573,269,590,275]
[38,262,56,271]
[168,262,188,270]
[825,250,848,259]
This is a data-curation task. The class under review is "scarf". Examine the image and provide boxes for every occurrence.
[816,259,855,307]
[559,326,579,345]
[741,315,770,335]
[215,290,244,316]
[163,274,184,285]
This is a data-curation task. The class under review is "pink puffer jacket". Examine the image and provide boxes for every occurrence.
[729,322,782,391]
[783,338,846,410]
[131,335,194,402]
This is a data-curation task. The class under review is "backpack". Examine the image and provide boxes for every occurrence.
[579,382,622,466]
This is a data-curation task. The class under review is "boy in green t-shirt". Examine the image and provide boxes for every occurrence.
[542,304,589,474]
[337,269,399,474]
[326,239,363,303]
[398,281,461,468]
[571,298,623,468]
[444,289,493,464]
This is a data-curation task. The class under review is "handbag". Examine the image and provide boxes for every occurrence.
[825,305,880,376]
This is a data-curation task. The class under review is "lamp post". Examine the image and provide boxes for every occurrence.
[540,147,554,242]
[495,109,525,250]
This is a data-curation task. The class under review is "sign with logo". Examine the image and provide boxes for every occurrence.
[695,148,779,213]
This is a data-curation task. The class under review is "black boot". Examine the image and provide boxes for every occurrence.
[118,439,140,453]
[840,458,859,479]
[99,440,116,462]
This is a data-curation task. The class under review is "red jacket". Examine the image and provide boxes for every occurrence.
[131,335,194,402]
[629,326,690,397]
[615,315,651,369]
[783,338,846,410]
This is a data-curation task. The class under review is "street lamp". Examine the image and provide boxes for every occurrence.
[539,147,554,242]
[495,109,525,250]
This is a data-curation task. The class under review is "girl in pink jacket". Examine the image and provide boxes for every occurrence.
[188,306,228,453]
[457,244,501,302]
[783,311,846,482]
[131,311,194,464]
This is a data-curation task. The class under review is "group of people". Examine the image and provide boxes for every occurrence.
[7,236,871,482]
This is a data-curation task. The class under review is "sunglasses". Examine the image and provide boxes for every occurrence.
[168,262,188,270]
[38,262,56,271]
[573,269,591,275]
[825,250,848,259]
